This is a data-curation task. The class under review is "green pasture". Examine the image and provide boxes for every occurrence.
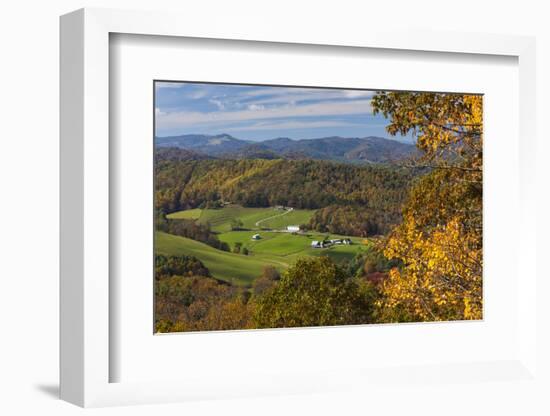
[158,205,367,285]
[259,209,315,230]
[166,208,202,220]
[168,205,315,233]
[198,206,268,232]
[155,231,287,286]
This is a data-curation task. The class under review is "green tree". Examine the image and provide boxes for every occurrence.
[230,218,244,230]
[253,257,373,328]
[233,242,242,254]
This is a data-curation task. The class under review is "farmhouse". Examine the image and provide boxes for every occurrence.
[311,240,330,248]
[251,234,261,240]
[287,225,300,232]
[311,238,351,248]
[328,238,352,245]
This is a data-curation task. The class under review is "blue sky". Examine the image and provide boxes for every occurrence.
[155,82,414,142]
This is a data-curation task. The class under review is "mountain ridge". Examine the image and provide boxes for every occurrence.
[155,133,417,163]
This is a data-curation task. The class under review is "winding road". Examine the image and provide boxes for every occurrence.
[255,207,294,228]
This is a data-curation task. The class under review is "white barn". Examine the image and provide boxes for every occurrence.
[287,225,300,232]
[311,240,328,248]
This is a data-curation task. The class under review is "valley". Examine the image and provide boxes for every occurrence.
[159,205,366,285]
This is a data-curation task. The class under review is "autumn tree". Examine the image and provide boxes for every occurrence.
[372,92,483,321]
[155,275,254,332]
[253,257,374,328]
[252,266,280,296]
[155,254,211,280]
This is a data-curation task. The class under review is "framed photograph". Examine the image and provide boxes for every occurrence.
[60,8,538,408]
[152,80,483,333]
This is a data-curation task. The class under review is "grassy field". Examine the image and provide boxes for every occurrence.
[166,208,202,220]
[158,206,367,285]
[259,209,315,230]
[219,230,364,259]
[156,231,287,286]
[197,206,267,232]
[175,205,317,232]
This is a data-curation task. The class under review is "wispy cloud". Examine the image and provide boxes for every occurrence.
[155,82,186,90]
[225,120,359,132]
[157,99,373,129]
[247,104,265,111]
[188,89,209,99]
[154,82,393,140]
[209,99,226,111]
[217,87,375,107]
[342,90,374,98]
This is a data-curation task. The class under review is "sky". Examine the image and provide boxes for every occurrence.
[154,81,414,142]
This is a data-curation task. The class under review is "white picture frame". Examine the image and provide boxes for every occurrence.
[60,7,538,408]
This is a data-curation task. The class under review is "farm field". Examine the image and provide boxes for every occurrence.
[256,209,315,230]
[218,230,363,257]
[157,205,367,285]
[169,205,316,233]
[155,231,286,286]
[166,208,202,220]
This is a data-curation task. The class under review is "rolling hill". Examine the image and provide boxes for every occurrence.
[156,226,365,286]
[167,206,316,233]
[156,231,284,285]
[155,133,250,156]
[155,133,416,163]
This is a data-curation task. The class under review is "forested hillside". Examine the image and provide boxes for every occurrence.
[155,158,411,236]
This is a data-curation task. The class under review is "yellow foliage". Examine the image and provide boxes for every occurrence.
[372,93,483,322]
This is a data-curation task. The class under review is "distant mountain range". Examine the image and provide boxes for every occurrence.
[155,133,417,163]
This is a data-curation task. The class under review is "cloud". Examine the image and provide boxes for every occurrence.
[342,90,375,98]
[156,99,373,130]
[247,104,265,111]
[155,83,383,136]
[155,82,186,89]
[209,99,226,110]
[188,90,209,99]
[240,87,311,97]
[235,88,375,107]
[225,120,359,132]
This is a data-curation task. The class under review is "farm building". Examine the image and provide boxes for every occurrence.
[287,225,300,232]
[311,238,351,248]
[311,240,329,248]
[251,234,261,240]
[328,238,352,245]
